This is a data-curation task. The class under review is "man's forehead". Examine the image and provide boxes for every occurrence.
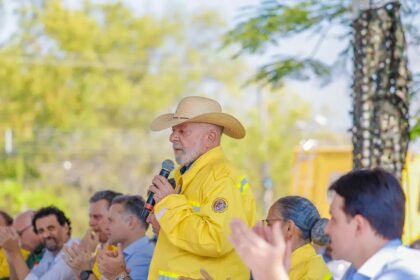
[37,214,59,225]
[173,122,195,129]
[90,199,110,210]
[330,193,346,212]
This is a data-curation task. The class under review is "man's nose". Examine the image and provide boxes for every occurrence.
[169,132,179,142]
[40,232,51,239]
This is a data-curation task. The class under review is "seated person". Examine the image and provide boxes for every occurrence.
[0,210,17,280]
[64,190,121,280]
[97,195,154,280]
[5,206,78,280]
[264,196,331,280]
[326,169,420,279]
[13,211,45,269]
[0,210,44,280]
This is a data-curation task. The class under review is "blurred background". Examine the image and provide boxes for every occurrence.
[0,0,419,242]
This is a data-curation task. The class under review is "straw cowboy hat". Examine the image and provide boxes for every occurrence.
[150,96,246,139]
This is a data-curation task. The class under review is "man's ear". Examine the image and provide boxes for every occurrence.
[64,223,70,236]
[353,214,369,236]
[206,129,217,145]
[126,215,135,229]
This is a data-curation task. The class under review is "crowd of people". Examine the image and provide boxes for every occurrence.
[0,96,419,280]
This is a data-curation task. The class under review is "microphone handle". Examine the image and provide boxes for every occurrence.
[141,170,172,220]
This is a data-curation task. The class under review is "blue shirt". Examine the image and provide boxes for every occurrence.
[343,239,420,280]
[123,236,155,280]
[25,238,78,280]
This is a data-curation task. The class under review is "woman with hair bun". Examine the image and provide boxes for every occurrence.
[264,196,331,280]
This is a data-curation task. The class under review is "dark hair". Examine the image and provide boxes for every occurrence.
[32,206,72,236]
[111,195,148,229]
[89,190,123,207]
[0,210,13,226]
[329,168,405,239]
[274,196,329,245]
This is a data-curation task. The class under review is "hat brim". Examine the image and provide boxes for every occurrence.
[150,112,246,139]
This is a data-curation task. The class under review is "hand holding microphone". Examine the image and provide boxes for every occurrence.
[141,159,175,220]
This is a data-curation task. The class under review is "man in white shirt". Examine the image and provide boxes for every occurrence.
[7,206,78,280]
[325,168,420,280]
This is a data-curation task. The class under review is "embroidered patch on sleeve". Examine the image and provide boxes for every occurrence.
[212,198,228,213]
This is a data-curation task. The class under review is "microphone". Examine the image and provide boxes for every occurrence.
[141,159,175,220]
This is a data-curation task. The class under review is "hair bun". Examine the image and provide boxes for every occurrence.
[310,218,330,246]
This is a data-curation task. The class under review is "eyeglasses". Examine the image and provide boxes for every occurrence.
[261,218,285,227]
[16,225,32,237]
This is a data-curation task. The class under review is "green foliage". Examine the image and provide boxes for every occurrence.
[411,118,420,140]
[0,1,253,232]
[0,179,66,214]
[224,0,352,86]
[226,1,349,54]
[223,88,311,213]
[226,0,420,138]
[252,57,330,86]
[0,179,88,236]
[0,0,320,226]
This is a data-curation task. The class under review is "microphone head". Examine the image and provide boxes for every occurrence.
[162,159,175,172]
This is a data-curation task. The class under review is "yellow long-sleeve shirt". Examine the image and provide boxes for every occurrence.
[0,248,30,280]
[289,243,332,280]
[148,146,256,280]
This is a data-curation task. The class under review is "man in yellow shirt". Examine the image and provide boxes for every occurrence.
[0,210,14,280]
[147,96,256,279]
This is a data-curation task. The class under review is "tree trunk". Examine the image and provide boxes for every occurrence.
[351,0,410,180]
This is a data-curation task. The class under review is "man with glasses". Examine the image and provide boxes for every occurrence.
[13,211,45,269]
[2,206,78,279]
[0,210,45,279]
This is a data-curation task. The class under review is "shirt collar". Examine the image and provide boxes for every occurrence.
[290,243,317,270]
[180,162,194,175]
[358,239,402,278]
[123,236,150,257]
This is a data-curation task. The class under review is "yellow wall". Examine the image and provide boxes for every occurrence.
[290,146,420,244]
[402,154,420,243]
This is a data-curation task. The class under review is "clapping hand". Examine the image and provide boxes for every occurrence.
[97,243,130,279]
[229,219,291,280]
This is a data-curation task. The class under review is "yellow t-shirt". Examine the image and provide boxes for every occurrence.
[289,243,332,280]
[0,248,30,279]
